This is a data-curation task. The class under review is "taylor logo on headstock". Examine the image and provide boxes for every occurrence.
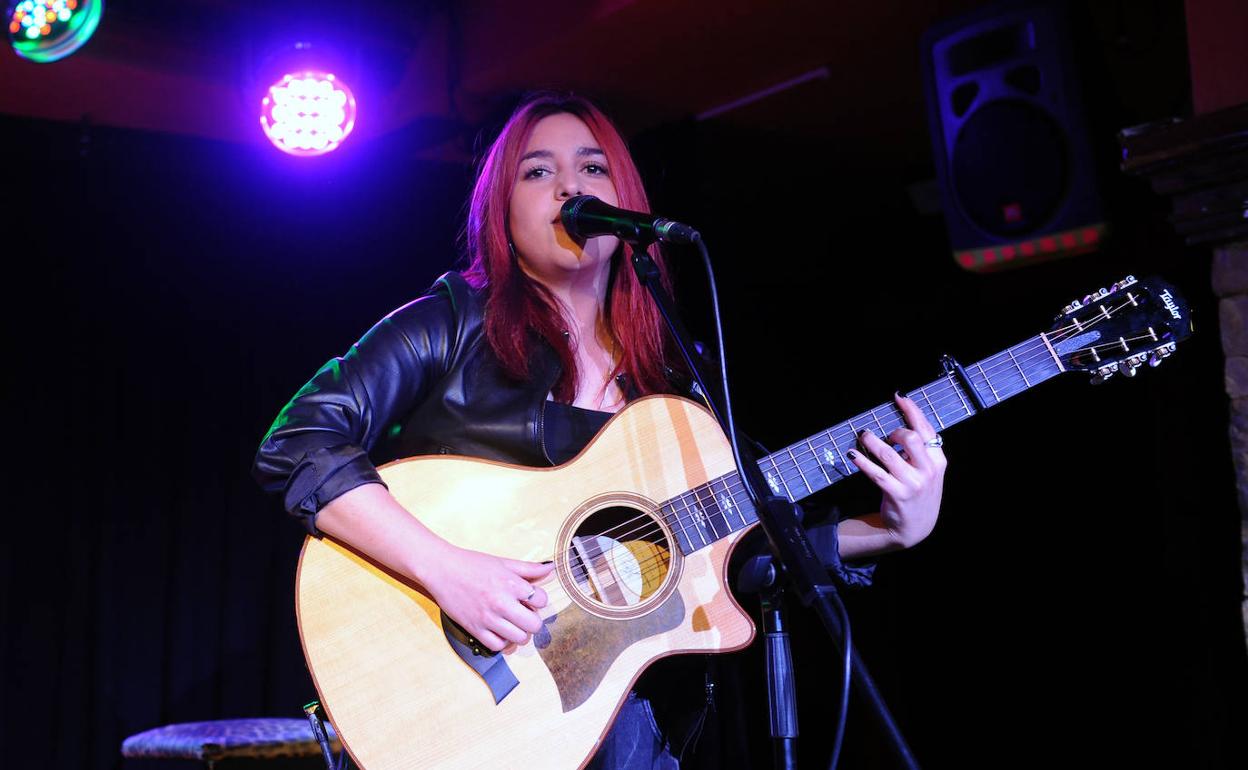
[1160,289,1184,320]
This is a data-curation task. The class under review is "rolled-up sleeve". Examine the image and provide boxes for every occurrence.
[806,516,876,589]
[252,286,457,535]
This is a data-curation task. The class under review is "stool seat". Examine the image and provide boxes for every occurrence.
[122,717,340,762]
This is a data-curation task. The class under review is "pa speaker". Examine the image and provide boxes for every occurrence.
[921,0,1104,272]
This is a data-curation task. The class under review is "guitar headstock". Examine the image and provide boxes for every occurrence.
[1047,275,1193,383]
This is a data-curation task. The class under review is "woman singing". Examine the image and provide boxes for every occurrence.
[254,92,946,769]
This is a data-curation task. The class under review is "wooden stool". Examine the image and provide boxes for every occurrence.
[121,718,340,768]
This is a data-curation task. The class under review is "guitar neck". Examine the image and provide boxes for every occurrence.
[665,333,1066,556]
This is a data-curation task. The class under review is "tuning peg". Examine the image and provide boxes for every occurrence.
[1122,361,1139,377]
[1062,293,1097,315]
[1148,343,1177,367]
[1090,362,1118,385]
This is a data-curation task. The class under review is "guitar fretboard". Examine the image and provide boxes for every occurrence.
[660,333,1066,556]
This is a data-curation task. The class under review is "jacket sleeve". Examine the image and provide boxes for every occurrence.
[252,283,459,535]
[805,511,877,589]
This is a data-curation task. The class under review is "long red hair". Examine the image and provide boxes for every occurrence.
[462,92,678,402]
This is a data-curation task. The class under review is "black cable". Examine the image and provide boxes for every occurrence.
[690,238,751,509]
[688,237,854,770]
[828,587,852,770]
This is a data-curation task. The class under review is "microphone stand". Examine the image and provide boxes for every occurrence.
[736,556,798,769]
[622,235,920,770]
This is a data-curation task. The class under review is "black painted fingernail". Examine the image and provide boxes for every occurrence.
[847,449,858,459]
[541,559,554,565]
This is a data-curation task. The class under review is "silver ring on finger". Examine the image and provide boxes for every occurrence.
[924,435,944,448]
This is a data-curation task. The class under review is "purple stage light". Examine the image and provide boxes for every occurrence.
[259,71,357,157]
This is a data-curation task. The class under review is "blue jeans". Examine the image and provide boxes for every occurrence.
[585,691,680,769]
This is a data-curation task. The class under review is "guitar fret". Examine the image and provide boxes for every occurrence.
[1006,347,1031,387]
[803,448,831,487]
[870,408,888,438]
[679,492,708,548]
[833,430,851,469]
[948,373,973,416]
[786,446,812,494]
[821,430,851,478]
[975,362,1001,403]
[807,438,833,484]
[715,475,748,528]
[665,500,696,555]
[919,386,945,429]
[723,474,758,527]
[694,484,723,540]
[888,404,903,434]
[765,456,793,500]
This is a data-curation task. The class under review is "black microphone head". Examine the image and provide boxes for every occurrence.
[560,195,605,239]
[560,194,699,244]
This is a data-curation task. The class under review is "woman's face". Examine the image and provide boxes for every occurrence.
[509,112,621,290]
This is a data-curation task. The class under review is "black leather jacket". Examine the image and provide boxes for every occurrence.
[253,271,638,534]
[252,271,873,588]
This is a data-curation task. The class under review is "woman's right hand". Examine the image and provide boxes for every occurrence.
[314,484,555,653]
[421,542,555,653]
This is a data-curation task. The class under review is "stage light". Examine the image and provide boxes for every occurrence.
[259,71,357,157]
[7,0,102,63]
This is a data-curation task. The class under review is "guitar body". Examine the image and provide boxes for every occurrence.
[296,395,756,769]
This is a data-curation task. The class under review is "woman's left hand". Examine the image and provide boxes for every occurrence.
[849,392,947,549]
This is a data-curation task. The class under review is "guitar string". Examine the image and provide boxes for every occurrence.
[534,348,1160,603]
[554,323,1162,590]
[518,297,1162,600]
[540,361,1045,601]
[554,302,1151,572]
[542,306,1159,589]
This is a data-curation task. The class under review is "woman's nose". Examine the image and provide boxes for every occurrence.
[555,171,581,199]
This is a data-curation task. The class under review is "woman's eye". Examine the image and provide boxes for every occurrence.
[522,167,550,179]
[584,163,609,176]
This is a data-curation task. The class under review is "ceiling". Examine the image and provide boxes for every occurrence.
[1,0,992,165]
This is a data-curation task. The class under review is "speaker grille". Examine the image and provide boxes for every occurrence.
[951,99,1068,238]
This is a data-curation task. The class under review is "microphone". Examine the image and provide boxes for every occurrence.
[560,195,701,245]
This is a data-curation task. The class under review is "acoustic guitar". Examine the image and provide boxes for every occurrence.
[295,275,1191,769]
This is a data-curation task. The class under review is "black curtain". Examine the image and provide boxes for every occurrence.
[2,117,469,769]
[2,104,1245,770]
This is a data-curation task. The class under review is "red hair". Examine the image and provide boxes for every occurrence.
[462,92,678,402]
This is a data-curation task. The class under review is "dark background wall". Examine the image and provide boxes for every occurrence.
[1,1,1244,768]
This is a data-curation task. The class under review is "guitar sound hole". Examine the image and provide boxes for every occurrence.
[566,505,672,610]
